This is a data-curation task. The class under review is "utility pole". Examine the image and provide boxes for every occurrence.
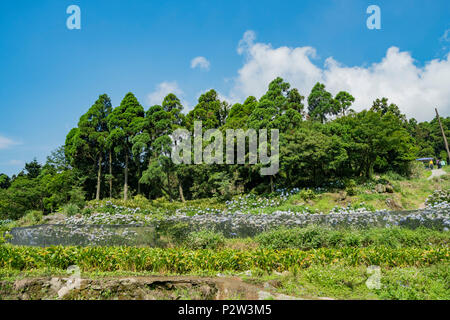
[435,108,450,162]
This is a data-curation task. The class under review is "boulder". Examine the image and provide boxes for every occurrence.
[386,198,403,210]
[375,184,386,193]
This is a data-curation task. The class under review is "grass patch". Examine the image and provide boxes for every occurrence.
[243,263,450,300]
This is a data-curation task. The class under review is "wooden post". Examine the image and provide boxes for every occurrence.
[435,108,450,163]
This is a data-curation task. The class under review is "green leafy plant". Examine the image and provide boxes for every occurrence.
[185,230,225,250]
[62,203,81,216]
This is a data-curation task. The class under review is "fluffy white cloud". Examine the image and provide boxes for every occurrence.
[0,135,17,150]
[228,30,450,121]
[147,81,184,106]
[190,56,211,71]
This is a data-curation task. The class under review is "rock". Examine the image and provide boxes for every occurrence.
[258,291,274,300]
[14,279,30,291]
[42,213,66,224]
[386,198,402,210]
[338,191,347,201]
[385,184,394,193]
[91,284,102,290]
[57,286,71,298]
[263,282,273,289]
[49,278,63,292]
[119,278,137,285]
[198,285,214,298]
[258,290,304,300]
[375,184,386,193]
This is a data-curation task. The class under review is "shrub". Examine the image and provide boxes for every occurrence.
[256,226,449,250]
[17,210,43,227]
[381,171,404,182]
[256,226,329,250]
[345,179,357,196]
[68,187,85,208]
[185,230,225,250]
[62,203,81,216]
[299,189,316,201]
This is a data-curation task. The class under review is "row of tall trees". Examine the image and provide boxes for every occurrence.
[60,77,445,202]
[1,77,448,218]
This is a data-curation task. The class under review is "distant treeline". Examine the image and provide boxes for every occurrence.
[0,77,448,219]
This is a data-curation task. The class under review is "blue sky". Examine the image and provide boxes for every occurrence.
[0,0,449,176]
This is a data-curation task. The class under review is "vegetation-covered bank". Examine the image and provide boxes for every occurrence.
[0,263,448,300]
[0,77,449,220]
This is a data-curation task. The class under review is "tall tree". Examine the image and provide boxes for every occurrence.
[0,174,10,189]
[370,98,406,123]
[25,159,42,179]
[77,94,112,200]
[186,90,229,130]
[108,93,145,201]
[307,82,334,123]
[140,94,186,201]
[333,91,355,116]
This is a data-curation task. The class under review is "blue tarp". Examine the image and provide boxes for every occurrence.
[416,157,434,161]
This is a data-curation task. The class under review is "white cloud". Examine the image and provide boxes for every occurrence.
[190,56,211,71]
[228,30,450,121]
[7,160,23,166]
[147,81,184,106]
[0,135,17,150]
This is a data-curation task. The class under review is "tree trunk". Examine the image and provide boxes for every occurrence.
[137,162,141,195]
[177,175,185,203]
[167,173,172,202]
[270,175,274,193]
[96,153,102,200]
[109,150,113,199]
[124,152,128,201]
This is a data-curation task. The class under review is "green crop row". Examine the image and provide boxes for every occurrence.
[0,245,448,273]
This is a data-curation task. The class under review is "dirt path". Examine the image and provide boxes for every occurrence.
[427,169,447,180]
[0,275,333,300]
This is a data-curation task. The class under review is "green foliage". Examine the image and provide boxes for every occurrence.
[68,186,86,208]
[185,230,225,250]
[299,189,316,201]
[256,226,450,250]
[307,82,334,123]
[17,210,43,227]
[0,245,447,272]
[62,203,81,216]
[256,226,329,250]
[2,78,447,217]
[186,89,228,130]
[24,159,42,179]
[0,174,10,189]
[345,179,357,196]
